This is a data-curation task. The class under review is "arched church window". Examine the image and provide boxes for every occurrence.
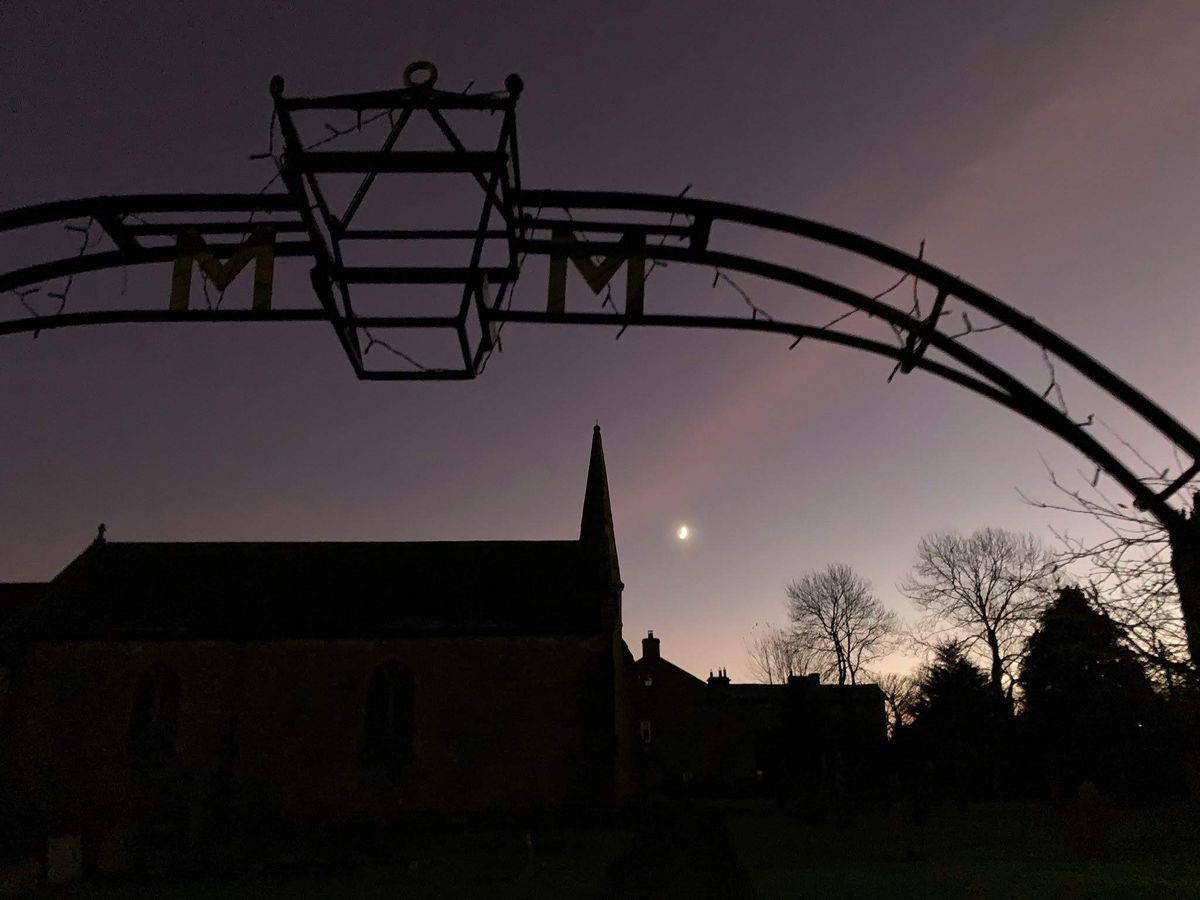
[0,665,9,727]
[129,664,180,764]
[364,661,414,764]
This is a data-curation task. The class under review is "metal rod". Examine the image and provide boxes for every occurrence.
[125,222,307,235]
[282,89,513,112]
[294,151,504,174]
[487,308,1006,397]
[272,76,362,369]
[95,213,141,255]
[1143,459,1200,508]
[0,308,330,337]
[339,107,415,230]
[496,116,520,273]
[358,368,475,381]
[339,266,514,284]
[519,189,1200,469]
[515,233,1172,518]
[340,228,509,240]
[308,266,364,376]
[486,306,1169,523]
[507,105,524,232]
[0,194,297,233]
[273,80,343,268]
[425,108,512,223]
[522,217,692,236]
[354,316,461,328]
[458,117,509,374]
[0,242,313,295]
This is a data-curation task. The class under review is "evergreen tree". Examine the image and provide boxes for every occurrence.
[1020,586,1160,795]
[909,642,1010,801]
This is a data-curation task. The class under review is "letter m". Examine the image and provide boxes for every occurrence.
[546,228,645,316]
[169,227,276,311]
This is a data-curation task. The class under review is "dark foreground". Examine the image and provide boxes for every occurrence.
[19,799,1200,898]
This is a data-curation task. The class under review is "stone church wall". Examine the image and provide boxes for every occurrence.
[234,635,615,822]
[0,633,618,853]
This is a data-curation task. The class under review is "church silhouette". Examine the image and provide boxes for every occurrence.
[0,427,882,878]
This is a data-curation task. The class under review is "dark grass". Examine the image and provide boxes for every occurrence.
[35,826,632,899]
[29,800,1200,898]
[726,799,1200,899]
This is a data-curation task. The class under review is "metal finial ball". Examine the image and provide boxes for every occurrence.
[269,75,285,97]
[505,73,524,95]
[403,61,438,90]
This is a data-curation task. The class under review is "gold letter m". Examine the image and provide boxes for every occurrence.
[546,228,645,316]
[169,227,276,311]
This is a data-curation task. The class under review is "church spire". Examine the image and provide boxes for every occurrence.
[580,425,621,586]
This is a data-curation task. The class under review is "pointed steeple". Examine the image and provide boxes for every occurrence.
[580,425,621,586]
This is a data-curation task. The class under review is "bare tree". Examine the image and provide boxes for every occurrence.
[786,563,898,686]
[901,528,1055,696]
[875,671,919,738]
[745,623,814,685]
[1023,467,1195,690]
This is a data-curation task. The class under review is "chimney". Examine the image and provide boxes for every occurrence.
[707,667,731,687]
[642,630,660,660]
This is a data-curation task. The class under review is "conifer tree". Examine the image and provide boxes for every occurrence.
[1021,586,1160,794]
[909,642,1010,800]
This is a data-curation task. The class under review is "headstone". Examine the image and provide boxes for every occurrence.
[1074,780,1106,858]
[46,833,82,885]
[97,824,133,875]
[0,857,41,896]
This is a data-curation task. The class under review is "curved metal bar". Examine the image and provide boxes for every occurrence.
[491,309,1015,404]
[0,309,471,338]
[0,309,331,337]
[519,234,1132,438]
[0,189,1190,526]
[495,256,1174,528]
[0,194,298,233]
[520,190,1200,470]
[0,242,313,295]
[279,88,515,113]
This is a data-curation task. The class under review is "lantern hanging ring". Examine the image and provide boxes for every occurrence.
[403,60,438,90]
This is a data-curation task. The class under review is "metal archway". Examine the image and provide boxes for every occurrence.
[4,69,1200,663]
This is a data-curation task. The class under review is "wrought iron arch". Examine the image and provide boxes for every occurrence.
[3,68,1199,661]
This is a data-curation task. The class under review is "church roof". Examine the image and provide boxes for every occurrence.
[0,539,605,640]
[2,428,622,641]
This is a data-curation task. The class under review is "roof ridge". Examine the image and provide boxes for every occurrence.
[0,536,604,640]
[98,538,583,546]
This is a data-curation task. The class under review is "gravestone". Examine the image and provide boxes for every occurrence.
[0,857,41,896]
[97,824,133,875]
[46,833,82,885]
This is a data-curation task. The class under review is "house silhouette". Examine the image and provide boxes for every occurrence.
[636,631,886,794]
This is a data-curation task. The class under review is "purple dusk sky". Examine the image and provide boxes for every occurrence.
[3,2,1200,680]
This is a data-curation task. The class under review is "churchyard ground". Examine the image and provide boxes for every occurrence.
[29,798,1200,898]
